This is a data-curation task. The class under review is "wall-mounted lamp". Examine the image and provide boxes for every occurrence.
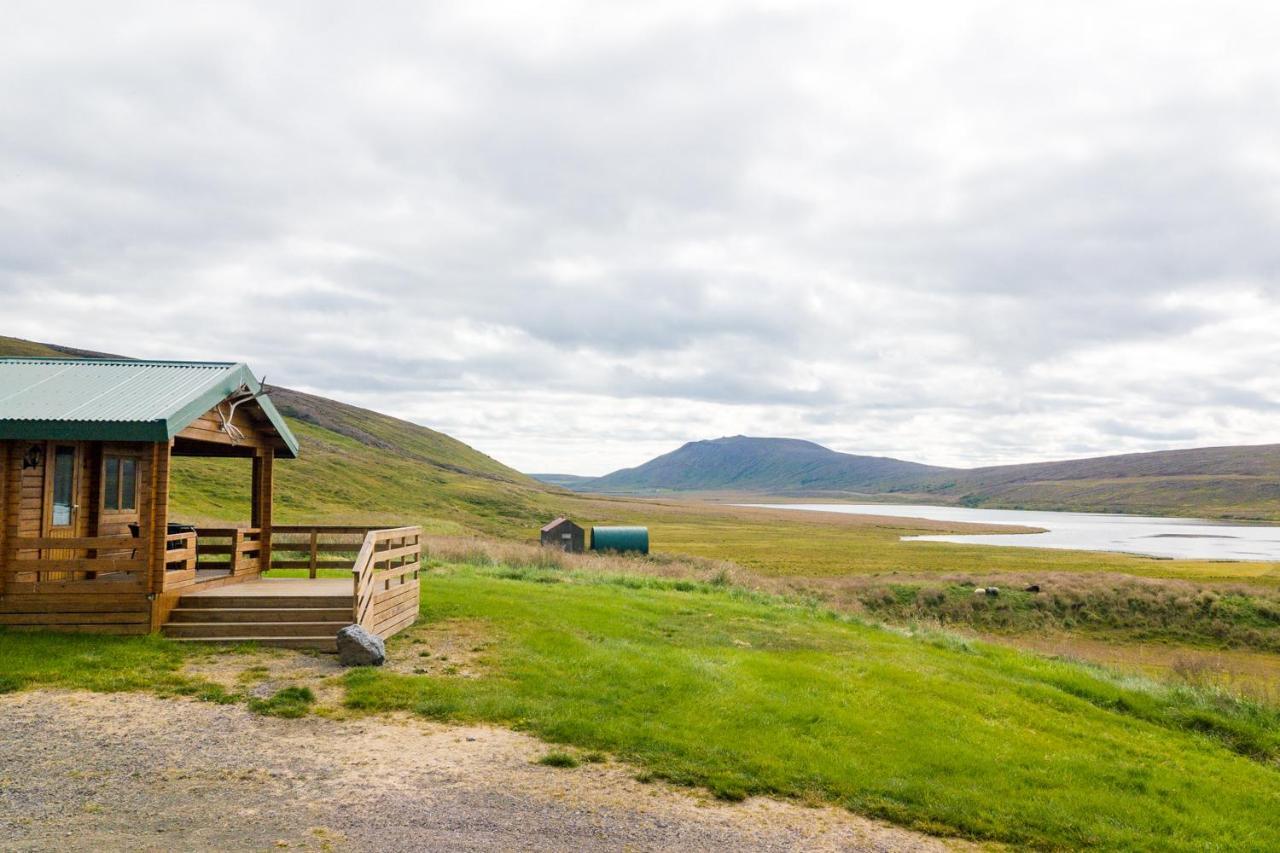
[22,445,42,470]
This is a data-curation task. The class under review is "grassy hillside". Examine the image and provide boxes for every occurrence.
[0,335,568,536]
[571,435,1280,521]
[0,336,66,357]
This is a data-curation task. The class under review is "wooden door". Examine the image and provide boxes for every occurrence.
[41,442,83,578]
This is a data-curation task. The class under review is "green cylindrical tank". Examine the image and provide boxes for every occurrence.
[590,526,650,555]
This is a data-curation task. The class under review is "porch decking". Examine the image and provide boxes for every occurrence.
[180,577,353,597]
[157,526,423,650]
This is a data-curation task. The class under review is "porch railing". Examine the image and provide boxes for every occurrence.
[4,535,144,591]
[193,528,262,577]
[269,525,377,577]
[5,525,424,636]
[352,526,422,638]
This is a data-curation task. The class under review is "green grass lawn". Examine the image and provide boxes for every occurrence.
[0,631,229,700]
[345,564,1280,850]
[5,563,1280,848]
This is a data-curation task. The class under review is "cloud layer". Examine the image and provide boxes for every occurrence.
[4,1,1280,473]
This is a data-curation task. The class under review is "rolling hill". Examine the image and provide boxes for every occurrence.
[578,436,947,493]
[552,435,1280,521]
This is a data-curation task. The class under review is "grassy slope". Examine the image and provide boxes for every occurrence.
[345,565,1280,850]
[170,406,562,535]
[0,336,67,357]
[0,334,563,536]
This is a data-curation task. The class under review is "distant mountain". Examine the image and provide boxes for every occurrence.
[586,436,950,494]
[566,435,1280,521]
[530,473,600,490]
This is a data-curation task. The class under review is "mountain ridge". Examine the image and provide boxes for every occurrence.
[537,434,1280,520]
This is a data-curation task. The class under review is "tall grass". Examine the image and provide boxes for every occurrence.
[844,572,1280,652]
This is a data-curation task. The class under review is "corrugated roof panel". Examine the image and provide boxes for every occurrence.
[0,359,300,457]
[0,360,235,422]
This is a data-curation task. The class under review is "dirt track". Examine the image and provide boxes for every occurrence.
[0,690,959,852]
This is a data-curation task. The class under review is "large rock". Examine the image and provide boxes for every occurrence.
[336,625,386,667]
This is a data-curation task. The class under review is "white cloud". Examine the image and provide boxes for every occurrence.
[4,0,1280,473]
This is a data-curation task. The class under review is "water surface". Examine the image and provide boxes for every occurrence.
[745,503,1280,561]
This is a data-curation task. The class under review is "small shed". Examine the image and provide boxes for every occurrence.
[590,526,649,555]
[541,517,585,553]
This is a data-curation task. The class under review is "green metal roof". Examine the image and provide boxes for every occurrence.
[0,358,299,458]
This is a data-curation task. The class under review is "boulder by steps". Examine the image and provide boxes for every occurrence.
[337,625,386,667]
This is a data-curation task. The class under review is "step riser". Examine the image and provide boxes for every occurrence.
[178,596,352,609]
[168,608,352,624]
[164,622,350,639]
[169,637,338,651]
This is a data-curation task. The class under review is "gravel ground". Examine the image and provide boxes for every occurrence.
[0,690,961,852]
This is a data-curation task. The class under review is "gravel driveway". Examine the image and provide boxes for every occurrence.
[0,690,957,852]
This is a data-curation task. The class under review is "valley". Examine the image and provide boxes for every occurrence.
[4,335,1280,850]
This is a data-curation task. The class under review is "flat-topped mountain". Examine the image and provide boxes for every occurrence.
[578,435,947,494]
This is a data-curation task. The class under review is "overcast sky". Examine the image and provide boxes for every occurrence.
[4,2,1280,474]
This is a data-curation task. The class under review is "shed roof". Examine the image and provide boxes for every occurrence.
[541,517,581,533]
[0,358,299,457]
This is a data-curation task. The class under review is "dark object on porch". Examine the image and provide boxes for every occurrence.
[128,521,197,550]
[540,517,585,553]
[337,624,386,666]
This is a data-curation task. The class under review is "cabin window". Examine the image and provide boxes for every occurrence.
[51,446,76,526]
[103,455,138,512]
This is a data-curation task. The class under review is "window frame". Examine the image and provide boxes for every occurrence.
[101,453,141,514]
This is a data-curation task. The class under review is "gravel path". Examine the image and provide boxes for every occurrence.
[0,690,959,852]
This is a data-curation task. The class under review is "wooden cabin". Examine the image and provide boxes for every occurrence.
[540,517,585,553]
[0,358,421,649]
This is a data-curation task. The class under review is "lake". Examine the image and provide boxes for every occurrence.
[745,503,1280,562]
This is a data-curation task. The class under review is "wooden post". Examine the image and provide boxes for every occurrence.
[146,442,170,595]
[144,441,170,632]
[229,529,243,576]
[251,448,274,574]
[308,528,318,578]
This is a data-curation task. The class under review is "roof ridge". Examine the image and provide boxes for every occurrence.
[0,357,239,366]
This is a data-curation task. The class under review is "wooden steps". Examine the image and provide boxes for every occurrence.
[162,590,352,651]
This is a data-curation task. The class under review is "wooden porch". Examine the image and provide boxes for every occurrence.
[158,525,422,650]
[0,523,422,648]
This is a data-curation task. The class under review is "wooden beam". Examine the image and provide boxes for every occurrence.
[146,442,170,604]
[252,448,274,573]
